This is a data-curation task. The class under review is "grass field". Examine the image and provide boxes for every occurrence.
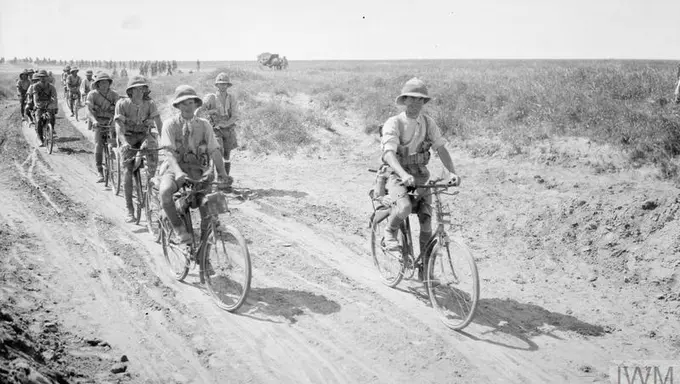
[3,60,680,177]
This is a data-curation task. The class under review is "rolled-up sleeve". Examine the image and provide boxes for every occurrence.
[426,116,447,150]
[202,119,220,152]
[160,119,176,151]
[148,101,160,119]
[380,116,400,154]
[114,100,127,124]
[229,94,239,120]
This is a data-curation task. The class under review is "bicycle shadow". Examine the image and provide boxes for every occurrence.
[55,137,81,143]
[242,287,341,324]
[231,187,308,201]
[461,297,607,351]
[59,147,93,155]
[401,282,606,351]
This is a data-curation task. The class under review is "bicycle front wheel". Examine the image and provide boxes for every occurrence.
[427,237,480,330]
[103,146,111,188]
[370,209,405,287]
[46,122,54,154]
[203,223,251,312]
[133,171,143,224]
[144,180,161,243]
[111,148,121,195]
[160,214,191,281]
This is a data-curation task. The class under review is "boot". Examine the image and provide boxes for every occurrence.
[125,206,135,223]
[418,232,433,283]
[96,169,105,183]
[383,226,401,252]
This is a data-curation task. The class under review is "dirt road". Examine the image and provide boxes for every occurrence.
[1,91,678,383]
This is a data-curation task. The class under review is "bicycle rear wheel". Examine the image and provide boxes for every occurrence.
[133,170,143,224]
[111,148,121,195]
[370,209,405,287]
[144,180,161,243]
[160,213,191,281]
[46,122,54,154]
[426,237,479,330]
[202,223,251,312]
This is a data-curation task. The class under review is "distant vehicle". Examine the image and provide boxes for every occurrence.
[257,52,288,70]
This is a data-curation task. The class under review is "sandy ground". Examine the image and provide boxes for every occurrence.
[0,69,678,383]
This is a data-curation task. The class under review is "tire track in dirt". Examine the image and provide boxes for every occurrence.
[4,100,484,383]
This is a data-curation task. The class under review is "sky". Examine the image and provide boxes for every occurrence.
[1,0,679,61]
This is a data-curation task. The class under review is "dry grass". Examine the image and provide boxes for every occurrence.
[3,61,680,175]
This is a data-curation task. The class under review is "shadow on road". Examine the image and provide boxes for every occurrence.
[460,297,607,351]
[55,137,81,143]
[58,147,93,155]
[401,282,606,351]
[244,287,341,324]
[231,187,308,201]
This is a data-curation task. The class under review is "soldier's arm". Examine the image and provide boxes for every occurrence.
[114,102,129,146]
[223,96,239,127]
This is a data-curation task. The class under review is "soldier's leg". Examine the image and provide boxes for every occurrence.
[383,173,413,251]
[94,126,104,180]
[145,133,158,178]
[19,95,26,118]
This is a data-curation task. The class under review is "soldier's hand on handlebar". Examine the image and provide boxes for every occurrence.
[447,173,461,186]
[217,173,233,190]
[119,142,130,156]
[176,171,188,186]
[400,173,415,187]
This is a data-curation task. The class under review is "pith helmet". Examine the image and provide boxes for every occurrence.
[64,66,71,72]
[31,73,41,81]
[395,77,431,106]
[94,72,113,86]
[126,75,149,97]
[36,69,49,78]
[214,72,232,86]
[172,85,202,108]
[70,67,79,73]
[86,69,93,75]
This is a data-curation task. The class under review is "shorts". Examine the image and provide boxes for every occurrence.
[385,164,433,218]
[214,125,238,156]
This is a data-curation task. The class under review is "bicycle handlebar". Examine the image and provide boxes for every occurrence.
[367,168,459,189]
[184,177,230,187]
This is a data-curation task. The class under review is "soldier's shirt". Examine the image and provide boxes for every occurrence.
[32,82,58,110]
[114,98,160,134]
[67,74,82,92]
[202,91,238,128]
[16,79,31,94]
[81,78,94,95]
[381,112,447,157]
[159,116,219,174]
[86,89,120,125]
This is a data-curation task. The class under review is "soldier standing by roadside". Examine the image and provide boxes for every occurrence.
[86,73,120,182]
[196,72,238,186]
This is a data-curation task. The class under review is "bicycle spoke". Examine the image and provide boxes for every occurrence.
[427,238,479,330]
[203,225,251,312]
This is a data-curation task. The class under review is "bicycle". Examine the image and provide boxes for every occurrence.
[35,108,55,154]
[157,177,251,312]
[123,146,160,226]
[98,122,121,194]
[368,169,480,330]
